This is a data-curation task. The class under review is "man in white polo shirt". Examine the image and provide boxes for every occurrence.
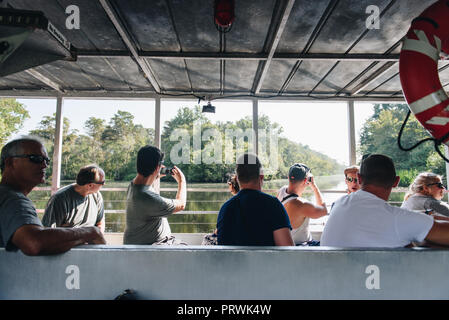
[321,154,449,248]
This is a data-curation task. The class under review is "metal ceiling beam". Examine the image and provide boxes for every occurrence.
[99,0,161,93]
[390,63,449,96]
[219,24,226,95]
[278,0,339,94]
[164,0,195,95]
[350,61,397,95]
[308,0,397,96]
[275,53,399,61]
[77,51,400,61]
[364,61,449,96]
[0,89,406,101]
[335,39,403,97]
[25,69,64,93]
[253,0,296,94]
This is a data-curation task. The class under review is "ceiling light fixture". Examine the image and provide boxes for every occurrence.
[202,101,216,113]
[214,0,235,33]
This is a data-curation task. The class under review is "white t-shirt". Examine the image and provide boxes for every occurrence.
[320,190,434,248]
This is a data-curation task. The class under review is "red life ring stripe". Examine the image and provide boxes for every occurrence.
[399,0,449,143]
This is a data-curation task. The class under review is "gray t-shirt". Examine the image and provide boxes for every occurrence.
[123,182,175,245]
[401,194,449,217]
[0,185,43,251]
[42,184,104,228]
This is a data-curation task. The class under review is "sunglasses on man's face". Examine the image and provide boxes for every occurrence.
[91,181,105,185]
[427,182,445,189]
[11,154,50,165]
[346,177,359,183]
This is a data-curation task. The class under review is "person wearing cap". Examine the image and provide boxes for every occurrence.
[217,153,294,246]
[344,165,361,194]
[42,164,106,233]
[321,154,449,248]
[276,163,327,246]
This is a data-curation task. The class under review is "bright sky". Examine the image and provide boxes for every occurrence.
[12,98,375,166]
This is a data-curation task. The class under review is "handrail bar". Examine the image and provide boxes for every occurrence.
[33,186,409,193]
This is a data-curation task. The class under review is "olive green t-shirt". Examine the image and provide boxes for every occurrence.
[123,182,175,245]
[42,184,104,229]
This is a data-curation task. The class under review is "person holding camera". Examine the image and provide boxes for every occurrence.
[276,163,327,246]
[123,145,187,245]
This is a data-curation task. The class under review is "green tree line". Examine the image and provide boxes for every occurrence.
[161,106,343,182]
[29,110,155,181]
[359,103,447,186]
[0,99,343,182]
[3,99,446,188]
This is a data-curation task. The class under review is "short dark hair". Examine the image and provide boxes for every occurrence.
[236,153,262,184]
[136,145,164,177]
[76,164,104,186]
[0,136,44,173]
[360,154,396,187]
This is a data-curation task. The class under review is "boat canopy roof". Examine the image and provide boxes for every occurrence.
[0,0,445,101]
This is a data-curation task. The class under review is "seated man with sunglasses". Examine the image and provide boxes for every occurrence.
[42,164,106,233]
[0,137,106,256]
[344,165,361,194]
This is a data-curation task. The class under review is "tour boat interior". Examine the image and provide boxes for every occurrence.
[1,0,445,100]
[1,0,449,300]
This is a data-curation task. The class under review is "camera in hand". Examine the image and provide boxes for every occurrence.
[160,167,174,175]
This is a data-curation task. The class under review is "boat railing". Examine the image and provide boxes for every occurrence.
[32,187,408,215]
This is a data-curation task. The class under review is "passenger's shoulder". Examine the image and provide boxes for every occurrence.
[390,204,424,216]
[262,192,285,208]
[0,192,34,214]
[218,197,235,215]
[130,184,157,197]
[49,186,73,203]
[0,186,29,203]
[1,192,31,206]
[258,191,278,201]
[223,195,239,205]
[330,193,349,206]
[91,191,104,201]
[53,184,74,196]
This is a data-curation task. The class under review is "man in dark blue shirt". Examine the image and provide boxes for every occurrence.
[217,153,293,246]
